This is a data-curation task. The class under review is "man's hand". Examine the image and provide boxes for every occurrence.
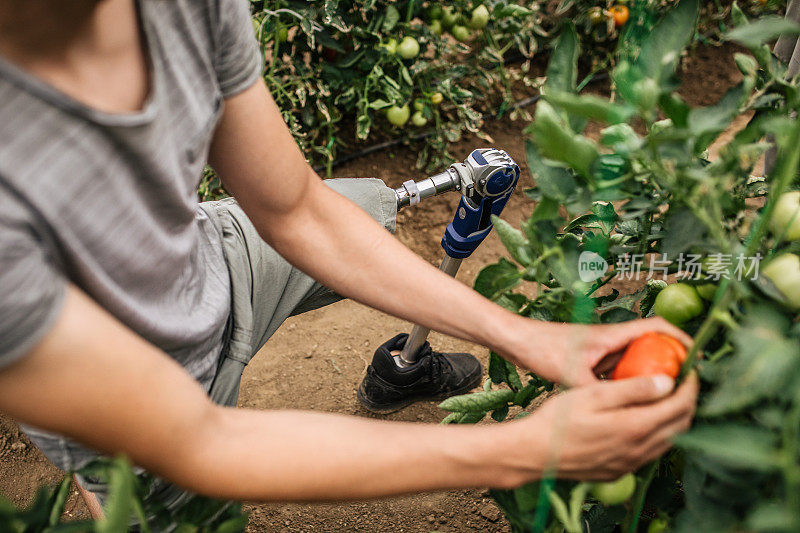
[501,373,699,484]
[497,315,693,387]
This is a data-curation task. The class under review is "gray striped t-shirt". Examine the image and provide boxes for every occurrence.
[0,0,261,470]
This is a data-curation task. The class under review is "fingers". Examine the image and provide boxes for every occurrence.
[592,351,624,377]
[588,374,676,410]
[624,372,699,431]
[636,317,694,349]
[566,366,601,387]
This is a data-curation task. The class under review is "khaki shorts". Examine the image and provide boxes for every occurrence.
[201,177,397,407]
[134,178,397,520]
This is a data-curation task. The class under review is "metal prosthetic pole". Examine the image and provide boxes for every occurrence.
[393,149,521,367]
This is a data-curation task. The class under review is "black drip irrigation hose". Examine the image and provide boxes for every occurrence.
[313,71,609,173]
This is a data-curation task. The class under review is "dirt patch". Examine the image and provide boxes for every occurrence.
[1,42,742,532]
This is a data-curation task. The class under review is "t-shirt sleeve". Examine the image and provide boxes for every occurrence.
[214,0,263,98]
[0,204,66,370]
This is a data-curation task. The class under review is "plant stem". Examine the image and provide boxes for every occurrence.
[624,462,658,533]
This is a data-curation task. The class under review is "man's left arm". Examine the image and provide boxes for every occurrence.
[208,80,690,386]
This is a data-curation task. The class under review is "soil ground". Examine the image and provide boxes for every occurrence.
[0,42,743,532]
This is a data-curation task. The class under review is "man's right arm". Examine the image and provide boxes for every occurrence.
[0,285,698,501]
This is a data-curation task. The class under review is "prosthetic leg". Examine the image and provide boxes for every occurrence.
[357,149,521,413]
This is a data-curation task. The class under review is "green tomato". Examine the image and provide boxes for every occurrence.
[696,283,716,301]
[769,191,800,241]
[468,4,490,29]
[653,283,704,326]
[591,473,636,506]
[634,77,659,112]
[648,518,669,533]
[276,26,289,43]
[386,104,410,126]
[430,91,444,105]
[762,253,800,310]
[452,24,471,42]
[442,6,459,29]
[427,4,443,20]
[413,99,425,112]
[383,38,397,55]
[411,111,428,127]
[430,19,443,36]
[397,36,420,59]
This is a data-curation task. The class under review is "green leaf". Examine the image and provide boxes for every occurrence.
[95,457,137,533]
[367,99,391,110]
[599,123,642,153]
[659,93,691,128]
[526,141,577,201]
[491,405,510,422]
[48,476,73,526]
[529,101,598,179]
[543,92,634,125]
[438,389,515,413]
[474,258,521,299]
[730,1,749,28]
[701,306,800,416]
[492,215,530,265]
[725,17,800,50]
[746,502,800,532]
[636,0,699,85]
[640,279,667,316]
[545,23,579,94]
[661,208,708,259]
[513,383,544,408]
[688,82,749,153]
[382,5,400,32]
[441,412,463,424]
[673,425,781,472]
[600,308,638,323]
[513,482,543,513]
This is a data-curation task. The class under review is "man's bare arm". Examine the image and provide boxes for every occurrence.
[0,286,697,501]
[208,80,692,386]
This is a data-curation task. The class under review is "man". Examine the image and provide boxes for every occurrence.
[0,0,697,523]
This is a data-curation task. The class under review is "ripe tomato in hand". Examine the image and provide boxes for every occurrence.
[610,5,629,27]
[612,332,687,380]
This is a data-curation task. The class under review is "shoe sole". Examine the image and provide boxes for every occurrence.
[356,371,484,415]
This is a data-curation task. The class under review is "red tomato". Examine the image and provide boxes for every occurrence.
[612,332,687,380]
[610,5,630,28]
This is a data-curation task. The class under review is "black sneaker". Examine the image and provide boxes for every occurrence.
[357,333,483,414]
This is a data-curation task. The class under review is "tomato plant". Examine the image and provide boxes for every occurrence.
[441,2,800,531]
[0,457,247,532]
[250,0,545,175]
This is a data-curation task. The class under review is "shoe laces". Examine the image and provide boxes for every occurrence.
[424,346,452,382]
